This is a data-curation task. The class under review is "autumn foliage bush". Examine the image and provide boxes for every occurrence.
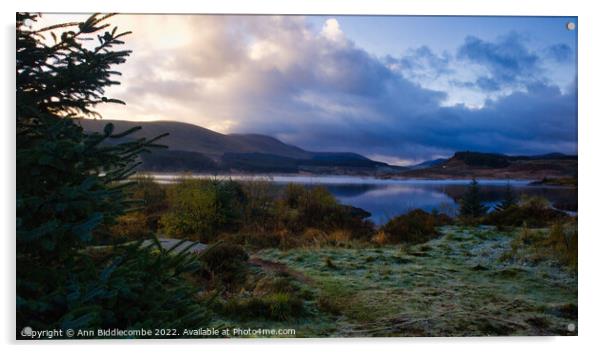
[379,209,443,244]
[485,195,570,228]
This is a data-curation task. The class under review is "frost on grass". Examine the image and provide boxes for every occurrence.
[256,226,577,336]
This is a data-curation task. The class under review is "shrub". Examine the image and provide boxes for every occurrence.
[252,275,300,296]
[506,222,577,269]
[545,222,577,268]
[326,206,375,240]
[217,232,283,250]
[371,230,390,245]
[298,186,339,225]
[298,228,356,248]
[430,209,454,225]
[199,243,249,291]
[240,178,278,232]
[265,293,304,320]
[380,209,439,244]
[160,178,245,242]
[510,226,546,254]
[484,196,571,228]
[275,184,374,239]
[97,176,167,243]
[109,211,152,242]
[283,183,306,209]
[316,296,343,315]
[218,293,304,321]
[519,195,552,210]
[301,228,329,246]
[331,229,352,246]
[129,175,168,229]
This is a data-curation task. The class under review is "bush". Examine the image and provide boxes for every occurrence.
[545,222,577,268]
[277,185,339,232]
[316,295,343,315]
[109,211,152,241]
[276,184,374,239]
[505,222,577,269]
[371,230,390,245]
[160,178,245,242]
[129,175,168,229]
[379,209,440,244]
[240,178,278,232]
[430,209,454,226]
[283,183,306,209]
[218,293,304,321]
[265,293,304,320]
[199,243,249,291]
[252,275,301,296]
[484,196,571,228]
[96,176,167,244]
[217,232,283,250]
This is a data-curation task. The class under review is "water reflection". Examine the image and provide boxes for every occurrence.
[149,174,577,225]
[324,182,577,225]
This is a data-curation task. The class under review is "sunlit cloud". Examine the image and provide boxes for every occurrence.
[34,14,577,162]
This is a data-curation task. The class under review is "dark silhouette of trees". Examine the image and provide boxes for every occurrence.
[495,180,517,212]
[459,178,487,219]
[17,13,207,335]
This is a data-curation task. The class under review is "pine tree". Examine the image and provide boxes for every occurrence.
[17,13,208,336]
[460,178,487,219]
[495,180,517,212]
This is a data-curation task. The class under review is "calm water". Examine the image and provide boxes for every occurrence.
[149,174,577,225]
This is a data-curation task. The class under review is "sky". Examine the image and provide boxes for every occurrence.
[36,14,578,165]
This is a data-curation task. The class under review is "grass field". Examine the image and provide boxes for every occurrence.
[246,226,577,337]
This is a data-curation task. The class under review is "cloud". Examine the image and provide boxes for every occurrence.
[457,32,541,89]
[321,18,345,43]
[545,43,574,63]
[475,77,501,92]
[77,15,578,164]
[390,46,452,81]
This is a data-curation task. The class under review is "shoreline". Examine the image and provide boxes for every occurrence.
[133,172,579,187]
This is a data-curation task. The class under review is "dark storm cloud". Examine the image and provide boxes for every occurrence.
[421,83,577,155]
[392,46,453,80]
[98,16,576,164]
[279,81,576,162]
[457,32,542,89]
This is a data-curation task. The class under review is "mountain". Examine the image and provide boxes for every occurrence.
[79,119,310,160]
[78,119,402,174]
[399,151,577,179]
[78,120,576,179]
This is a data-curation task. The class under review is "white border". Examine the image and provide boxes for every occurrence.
[3,1,601,353]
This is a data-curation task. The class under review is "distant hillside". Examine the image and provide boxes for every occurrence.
[79,119,311,160]
[79,119,402,175]
[399,151,577,180]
